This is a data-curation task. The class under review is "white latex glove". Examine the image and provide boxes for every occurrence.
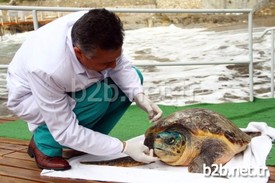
[122,141,159,163]
[134,93,163,122]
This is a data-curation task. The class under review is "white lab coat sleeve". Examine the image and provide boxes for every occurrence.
[109,54,143,101]
[26,69,123,156]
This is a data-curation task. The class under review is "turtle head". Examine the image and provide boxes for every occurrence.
[152,131,186,163]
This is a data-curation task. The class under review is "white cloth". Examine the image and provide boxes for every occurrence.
[41,122,275,183]
[6,11,143,156]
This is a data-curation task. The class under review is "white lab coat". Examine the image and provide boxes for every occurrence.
[6,11,143,156]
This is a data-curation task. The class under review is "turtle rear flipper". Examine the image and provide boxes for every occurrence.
[245,131,261,138]
[80,156,145,167]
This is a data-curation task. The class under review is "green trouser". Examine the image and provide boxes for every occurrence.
[33,68,143,157]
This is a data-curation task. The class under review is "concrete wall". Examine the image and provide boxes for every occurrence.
[155,0,202,9]
[201,0,264,9]
[2,0,274,25]
[17,0,268,9]
[146,0,267,9]
[20,0,156,8]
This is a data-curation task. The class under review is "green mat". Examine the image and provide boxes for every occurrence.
[0,98,274,165]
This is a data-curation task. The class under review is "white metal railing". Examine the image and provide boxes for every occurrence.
[0,6,254,101]
[261,27,275,98]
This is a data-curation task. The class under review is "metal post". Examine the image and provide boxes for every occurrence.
[271,30,275,98]
[248,11,254,102]
[32,10,38,30]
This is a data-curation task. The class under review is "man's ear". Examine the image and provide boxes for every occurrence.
[74,46,82,60]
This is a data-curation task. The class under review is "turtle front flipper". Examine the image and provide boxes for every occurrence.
[80,156,145,167]
[188,139,228,173]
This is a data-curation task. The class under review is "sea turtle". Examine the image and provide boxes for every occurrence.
[82,108,254,173]
[143,108,252,173]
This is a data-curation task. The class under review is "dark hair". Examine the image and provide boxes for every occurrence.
[71,9,124,55]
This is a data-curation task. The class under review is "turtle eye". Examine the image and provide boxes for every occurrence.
[165,137,175,145]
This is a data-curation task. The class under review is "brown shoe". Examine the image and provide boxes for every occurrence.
[27,137,71,170]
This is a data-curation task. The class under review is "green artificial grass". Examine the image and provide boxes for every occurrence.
[0,97,274,165]
[0,120,32,140]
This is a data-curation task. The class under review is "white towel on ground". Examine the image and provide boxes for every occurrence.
[41,122,275,183]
